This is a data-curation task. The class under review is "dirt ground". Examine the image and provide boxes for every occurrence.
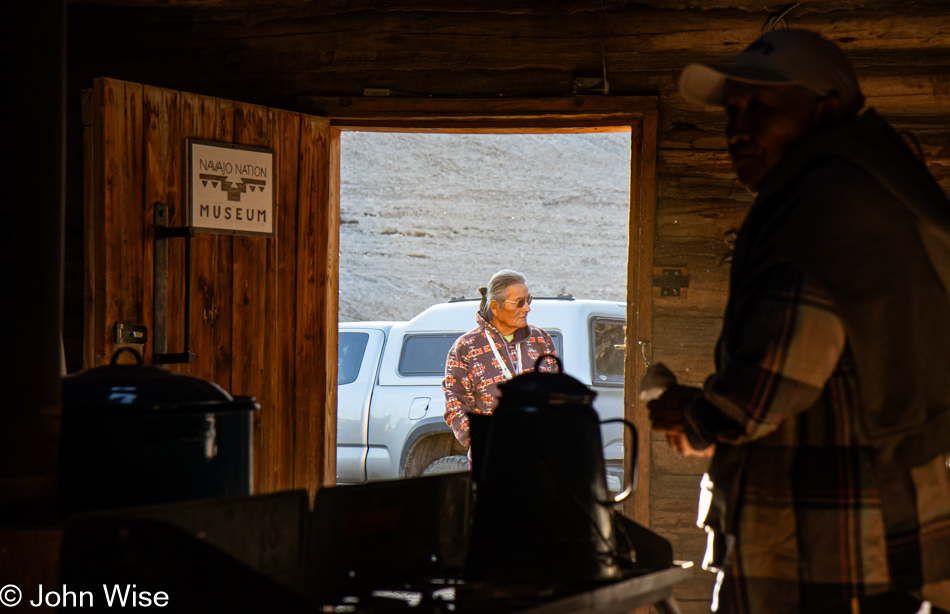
[339,131,633,322]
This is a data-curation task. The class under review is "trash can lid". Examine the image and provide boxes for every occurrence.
[62,348,257,412]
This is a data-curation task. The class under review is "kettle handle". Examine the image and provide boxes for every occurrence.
[597,418,638,504]
[533,353,562,373]
[110,347,145,366]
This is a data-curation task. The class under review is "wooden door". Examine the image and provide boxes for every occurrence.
[83,77,337,502]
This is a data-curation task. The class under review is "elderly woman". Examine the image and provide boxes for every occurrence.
[443,269,557,449]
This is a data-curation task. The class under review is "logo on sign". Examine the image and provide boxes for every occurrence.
[198,174,267,202]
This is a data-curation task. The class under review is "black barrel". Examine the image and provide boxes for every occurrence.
[59,348,259,517]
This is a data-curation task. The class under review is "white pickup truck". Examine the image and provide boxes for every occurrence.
[337,296,629,490]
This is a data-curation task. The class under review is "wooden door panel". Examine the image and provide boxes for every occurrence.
[627,112,658,525]
[85,78,335,503]
[210,99,237,394]
[271,107,303,494]
[177,90,219,383]
[231,101,270,493]
[145,85,183,376]
[94,78,145,367]
[293,115,335,496]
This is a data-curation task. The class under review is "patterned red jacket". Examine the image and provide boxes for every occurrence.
[442,313,557,447]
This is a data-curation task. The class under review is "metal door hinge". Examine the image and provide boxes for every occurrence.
[653,267,689,298]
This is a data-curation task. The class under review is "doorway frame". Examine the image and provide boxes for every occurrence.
[305,96,658,523]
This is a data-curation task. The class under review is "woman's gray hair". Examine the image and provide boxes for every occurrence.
[478,269,527,322]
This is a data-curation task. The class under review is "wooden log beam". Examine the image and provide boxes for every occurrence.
[67,8,949,124]
[67,0,630,15]
[651,310,722,380]
[660,149,733,176]
[635,0,949,13]
[70,4,950,59]
[656,198,747,239]
[67,0,894,18]
[663,73,950,142]
[300,95,657,119]
[67,62,949,121]
[67,0,950,34]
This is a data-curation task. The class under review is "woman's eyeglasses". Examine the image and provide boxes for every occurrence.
[504,295,533,309]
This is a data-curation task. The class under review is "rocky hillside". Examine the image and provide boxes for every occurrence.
[339,131,632,322]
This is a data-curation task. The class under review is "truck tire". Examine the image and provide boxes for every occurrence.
[403,432,467,478]
[421,455,470,476]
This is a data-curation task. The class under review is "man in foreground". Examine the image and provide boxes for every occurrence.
[648,29,950,613]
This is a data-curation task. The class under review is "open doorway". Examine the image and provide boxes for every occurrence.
[309,95,658,519]
[335,130,633,487]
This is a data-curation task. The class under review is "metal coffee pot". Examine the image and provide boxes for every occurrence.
[466,355,636,583]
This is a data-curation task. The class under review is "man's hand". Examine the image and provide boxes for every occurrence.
[649,384,715,458]
[664,431,715,457]
[648,383,699,430]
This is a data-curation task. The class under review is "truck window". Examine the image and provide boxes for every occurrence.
[590,319,625,386]
[339,332,370,385]
[399,331,563,377]
[548,331,563,361]
[398,333,464,376]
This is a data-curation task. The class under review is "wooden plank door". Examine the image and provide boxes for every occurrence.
[83,77,337,502]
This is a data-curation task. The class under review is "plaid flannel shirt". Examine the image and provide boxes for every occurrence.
[684,264,950,613]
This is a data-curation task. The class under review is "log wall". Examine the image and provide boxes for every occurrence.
[65,3,950,611]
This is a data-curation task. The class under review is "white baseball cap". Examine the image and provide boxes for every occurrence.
[678,29,863,108]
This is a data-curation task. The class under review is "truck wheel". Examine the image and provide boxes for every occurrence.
[403,433,467,478]
[421,455,470,476]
